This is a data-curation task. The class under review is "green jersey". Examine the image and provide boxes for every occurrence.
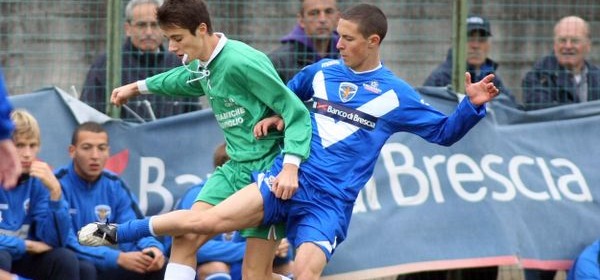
[140,34,311,162]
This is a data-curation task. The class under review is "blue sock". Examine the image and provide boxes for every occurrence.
[117,217,151,242]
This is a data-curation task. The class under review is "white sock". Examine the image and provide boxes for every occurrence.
[164,262,196,280]
[148,216,157,236]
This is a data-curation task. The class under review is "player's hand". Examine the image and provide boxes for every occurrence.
[110,82,140,106]
[142,247,165,272]
[117,251,155,274]
[465,72,499,106]
[254,115,284,139]
[275,238,290,258]
[0,139,21,190]
[271,163,298,200]
[25,240,52,254]
[29,161,62,200]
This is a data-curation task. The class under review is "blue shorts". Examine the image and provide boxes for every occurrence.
[253,157,354,261]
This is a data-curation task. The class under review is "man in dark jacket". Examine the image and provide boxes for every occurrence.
[81,0,200,122]
[522,16,600,111]
[268,0,340,83]
[423,15,517,107]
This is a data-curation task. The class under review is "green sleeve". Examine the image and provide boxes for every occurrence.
[240,57,312,161]
[145,64,205,97]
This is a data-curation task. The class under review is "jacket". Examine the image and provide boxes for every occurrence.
[80,38,201,122]
[522,53,600,110]
[268,24,339,83]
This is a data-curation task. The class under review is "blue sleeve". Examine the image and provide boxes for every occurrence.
[113,180,164,253]
[569,240,600,280]
[29,180,72,247]
[390,87,486,146]
[0,69,14,140]
[0,235,26,259]
[66,229,121,270]
[287,62,320,101]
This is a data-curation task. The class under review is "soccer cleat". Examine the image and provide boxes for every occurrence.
[78,222,118,246]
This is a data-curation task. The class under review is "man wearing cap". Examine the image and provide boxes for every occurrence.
[423,15,517,107]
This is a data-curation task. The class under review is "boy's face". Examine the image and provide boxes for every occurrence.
[69,131,109,182]
[164,24,209,62]
[336,19,370,71]
[13,135,40,174]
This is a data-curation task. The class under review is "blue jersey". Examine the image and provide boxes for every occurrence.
[0,175,71,259]
[258,59,486,259]
[287,59,486,202]
[56,162,164,270]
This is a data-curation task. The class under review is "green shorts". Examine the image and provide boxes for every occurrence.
[195,154,285,239]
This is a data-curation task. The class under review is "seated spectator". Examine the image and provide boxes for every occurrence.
[424,15,516,107]
[80,0,201,122]
[56,121,166,279]
[522,15,600,110]
[268,0,340,83]
[0,109,95,280]
[164,143,293,280]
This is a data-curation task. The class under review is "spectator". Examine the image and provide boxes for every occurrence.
[268,0,339,83]
[0,109,95,280]
[105,0,313,279]
[424,15,516,107]
[164,143,294,280]
[0,67,20,189]
[81,0,201,122]
[522,15,600,110]
[56,121,166,280]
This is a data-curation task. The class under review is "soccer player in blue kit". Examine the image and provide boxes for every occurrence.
[78,3,500,280]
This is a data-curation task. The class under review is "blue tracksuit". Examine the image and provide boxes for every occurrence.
[0,175,71,259]
[56,162,164,270]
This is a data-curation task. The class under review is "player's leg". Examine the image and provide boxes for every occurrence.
[165,188,265,280]
[243,238,281,280]
[293,242,328,280]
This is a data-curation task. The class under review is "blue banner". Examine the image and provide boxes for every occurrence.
[10,87,600,278]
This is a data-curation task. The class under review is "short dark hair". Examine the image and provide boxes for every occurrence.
[340,3,387,43]
[157,0,213,35]
[71,122,107,145]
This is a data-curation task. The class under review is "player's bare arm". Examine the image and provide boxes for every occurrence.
[110,82,141,106]
[465,72,499,106]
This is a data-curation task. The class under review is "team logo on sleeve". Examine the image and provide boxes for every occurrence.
[338,82,358,103]
[94,205,112,223]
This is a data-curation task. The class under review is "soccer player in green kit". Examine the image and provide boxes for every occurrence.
[109,0,311,279]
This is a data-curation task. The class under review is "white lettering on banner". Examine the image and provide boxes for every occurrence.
[376,143,591,207]
[139,157,175,214]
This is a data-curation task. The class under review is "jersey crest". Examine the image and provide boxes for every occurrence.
[94,205,112,223]
[338,82,358,103]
